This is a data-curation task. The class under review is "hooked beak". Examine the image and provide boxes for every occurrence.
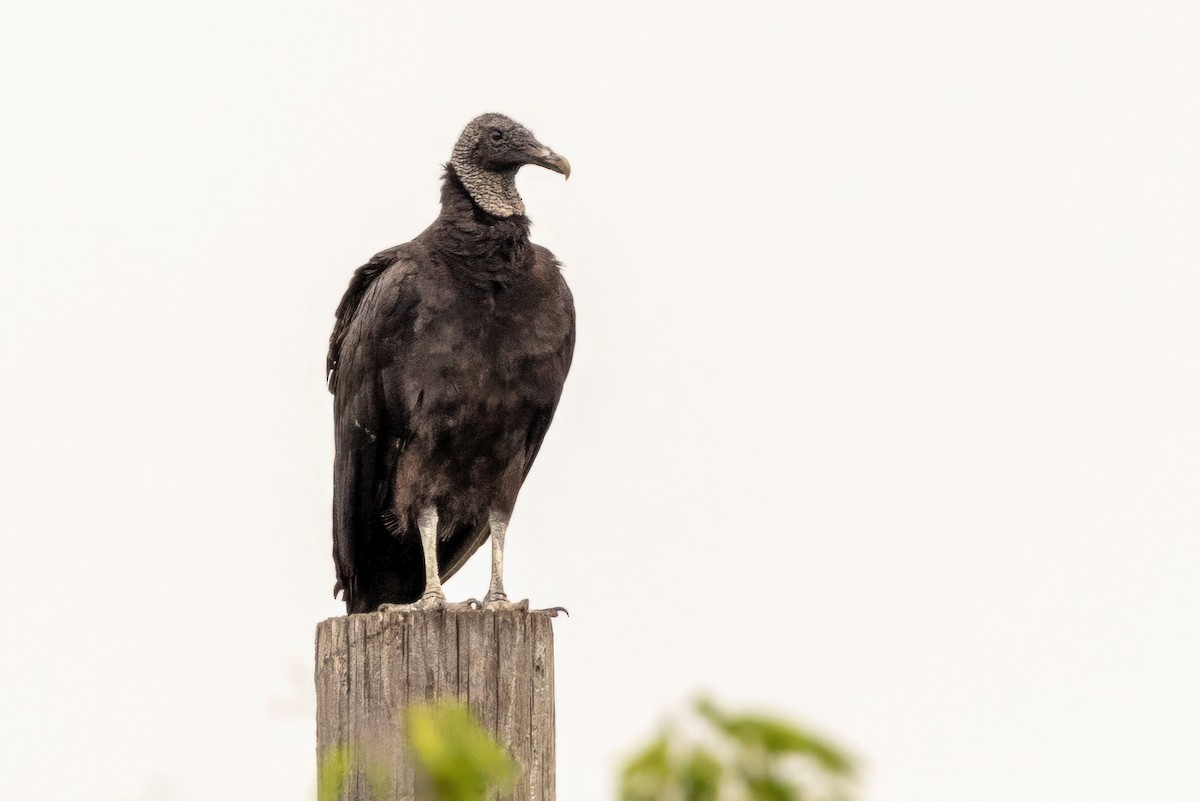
[528,146,571,179]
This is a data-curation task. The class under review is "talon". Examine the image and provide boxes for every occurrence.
[533,606,569,617]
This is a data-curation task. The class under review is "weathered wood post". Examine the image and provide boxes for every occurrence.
[315,608,556,801]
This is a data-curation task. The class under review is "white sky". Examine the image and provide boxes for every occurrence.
[2,1,1199,800]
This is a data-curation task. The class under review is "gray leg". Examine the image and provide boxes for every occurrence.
[484,511,508,605]
[484,511,530,610]
[416,506,445,605]
[479,511,567,615]
[380,506,462,612]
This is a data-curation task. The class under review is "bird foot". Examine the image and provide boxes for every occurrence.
[479,597,568,616]
[482,595,529,612]
[379,589,469,613]
[377,601,421,613]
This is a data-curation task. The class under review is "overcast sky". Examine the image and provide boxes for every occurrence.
[2,1,1199,800]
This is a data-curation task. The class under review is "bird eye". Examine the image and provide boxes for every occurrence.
[489,130,504,143]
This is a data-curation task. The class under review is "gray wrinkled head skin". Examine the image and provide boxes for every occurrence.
[450,113,570,218]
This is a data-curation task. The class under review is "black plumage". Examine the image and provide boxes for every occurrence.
[327,114,575,614]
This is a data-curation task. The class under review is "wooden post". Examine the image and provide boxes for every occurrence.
[315,608,556,801]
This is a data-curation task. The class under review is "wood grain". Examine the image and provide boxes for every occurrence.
[315,609,556,801]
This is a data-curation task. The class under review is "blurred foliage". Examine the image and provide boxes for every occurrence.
[316,698,514,801]
[406,699,516,801]
[317,695,852,801]
[620,697,857,801]
[317,744,352,801]
[316,743,389,801]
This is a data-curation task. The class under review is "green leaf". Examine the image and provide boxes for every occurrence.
[745,773,800,801]
[679,747,723,801]
[697,698,856,776]
[620,733,673,801]
[406,699,516,801]
[317,745,353,801]
[619,696,858,801]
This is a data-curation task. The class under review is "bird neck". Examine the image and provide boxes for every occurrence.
[449,155,525,218]
[429,168,533,277]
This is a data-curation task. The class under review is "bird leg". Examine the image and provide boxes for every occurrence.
[416,506,446,606]
[482,511,522,610]
[478,511,565,614]
[380,506,474,612]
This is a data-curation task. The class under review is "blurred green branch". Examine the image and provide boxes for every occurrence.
[406,700,516,801]
[621,698,857,801]
[318,695,855,801]
[317,698,515,801]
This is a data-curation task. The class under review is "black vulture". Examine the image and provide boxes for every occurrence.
[327,114,575,614]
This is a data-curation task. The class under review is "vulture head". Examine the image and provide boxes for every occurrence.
[450,113,570,218]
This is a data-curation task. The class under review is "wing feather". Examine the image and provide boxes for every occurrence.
[329,249,416,608]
